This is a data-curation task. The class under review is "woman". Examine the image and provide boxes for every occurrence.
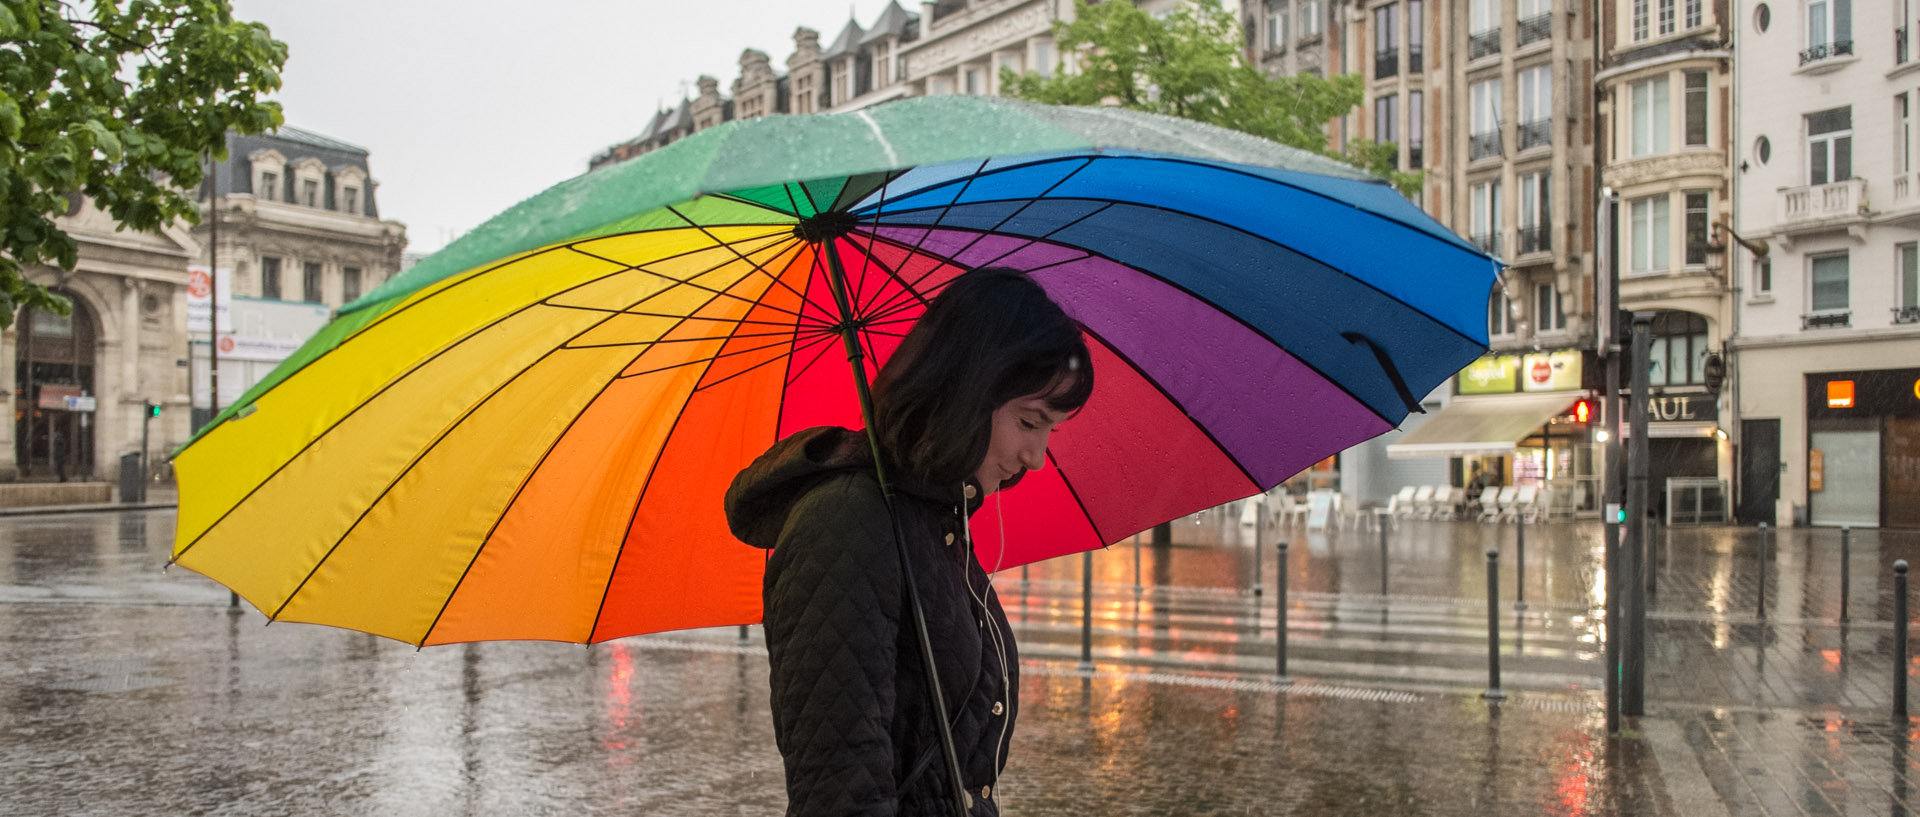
[725,267,1093,816]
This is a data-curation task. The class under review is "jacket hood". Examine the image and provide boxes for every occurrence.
[725,426,990,549]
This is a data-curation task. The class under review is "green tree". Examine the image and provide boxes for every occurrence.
[1001,0,1421,196]
[0,0,286,326]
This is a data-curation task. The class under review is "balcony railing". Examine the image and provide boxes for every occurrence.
[1408,46,1424,74]
[1375,49,1399,78]
[1469,29,1501,60]
[1895,305,1920,324]
[1518,13,1551,46]
[1470,232,1502,257]
[1780,178,1866,225]
[1469,129,1503,161]
[1517,225,1551,255]
[1799,40,1855,65]
[1518,119,1551,151]
[1803,311,1851,330]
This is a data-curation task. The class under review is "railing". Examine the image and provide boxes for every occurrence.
[1802,311,1851,329]
[1517,119,1551,151]
[1469,29,1501,60]
[1666,479,1729,526]
[1469,129,1503,160]
[1517,225,1551,255]
[1799,40,1855,66]
[1407,46,1423,74]
[1375,48,1399,79]
[1517,13,1551,46]
[1895,172,1920,206]
[1896,305,1920,324]
[1780,177,1866,225]
[1470,232,1502,257]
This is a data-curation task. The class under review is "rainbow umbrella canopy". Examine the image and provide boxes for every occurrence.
[170,96,1498,647]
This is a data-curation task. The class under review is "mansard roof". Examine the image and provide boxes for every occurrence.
[822,18,865,59]
[859,1,917,45]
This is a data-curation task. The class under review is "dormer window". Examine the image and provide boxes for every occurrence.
[259,171,279,201]
[342,186,360,215]
[302,179,319,207]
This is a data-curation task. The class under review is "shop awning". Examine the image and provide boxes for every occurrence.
[1386,393,1577,459]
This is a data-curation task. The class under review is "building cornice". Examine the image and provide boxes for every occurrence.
[1595,49,1730,84]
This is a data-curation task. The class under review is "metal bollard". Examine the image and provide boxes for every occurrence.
[1275,539,1292,685]
[1515,510,1528,611]
[1484,547,1506,700]
[1379,523,1390,600]
[738,624,750,646]
[1080,550,1094,671]
[1757,522,1769,620]
[1253,498,1265,598]
[1840,526,1852,624]
[1132,531,1143,597]
[1896,560,1910,722]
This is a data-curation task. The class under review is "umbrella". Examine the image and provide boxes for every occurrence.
[169,95,1497,647]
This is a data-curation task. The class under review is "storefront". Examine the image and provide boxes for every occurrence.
[1805,368,1920,529]
[1386,349,1599,515]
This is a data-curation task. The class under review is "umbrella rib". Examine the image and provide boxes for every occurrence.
[170,234,792,566]
[852,229,1094,329]
[846,173,895,311]
[860,202,1114,326]
[425,248,809,646]
[565,328,804,351]
[687,333,819,394]
[565,242,810,323]
[615,332,828,381]
[1073,322,1266,492]
[778,330,846,389]
[1041,453,1112,553]
[843,231,930,316]
[539,303,801,328]
[864,157,1095,303]
[665,205,814,307]
[580,243,818,643]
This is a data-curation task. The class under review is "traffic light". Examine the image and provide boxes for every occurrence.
[1572,398,1593,424]
[144,400,161,419]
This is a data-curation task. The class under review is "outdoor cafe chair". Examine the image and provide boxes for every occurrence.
[1412,485,1436,519]
[1471,486,1499,520]
[1485,486,1517,522]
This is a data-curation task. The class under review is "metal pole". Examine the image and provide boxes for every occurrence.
[1624,313,1652,717]
[1133,531,1142,597]
[1485,547,1506,700]
[738,625,749,646]
[1515,510,1527,611]
[139,405,151,504]
[1379,522,1389,600]
[1757,522,1769,620]
[1897,560,1909,723]
[1275,539,1292,685]
[1079,549,1094,671]
[1253,496,1265,597]
[1599,191,1624,735]
[1840,526,1852,623]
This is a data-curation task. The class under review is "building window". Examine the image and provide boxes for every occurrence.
[963,66,982,95]
[1807,106,1853,185]
[1753,257,1772,295]
[1406,0,1424,72]
[1657,0,1677,36]
[1375,93,1398,154]
[1407,90,1425,168]
[1648,311,1708,386]
[1489,289,1517,336]
[1632,0,1649,40]
[1685,0,1702,28]
[873,41,892,87]
[1900,93,1913,173]
[1470,79,1502,160]
[1901,0,1914,64]
[1535,282,1565,332]
[343,267,363,303]
[261,256,282,300]
[1518,66,1551,150]
[259,171,278,200]
[1033,40,1054,78]
[1470,179,1502,257]
[303,261,322,303]
[1518,171,1550,254]
[1805,0,1853,64]
[1266,0,1289,50]
[1374,4,1398,78]
[1899,243,1920,321]
[1630,76,1670,157]
[1299,0,1321,38]
[1809,252,1849,313]
[342,186,360,216]
[301,179,319,207]
[1683,190,1710,266]
[1469,0,1501,58]
[1683,70,1708,146]
[1518,0,1551,45]
[1629,194,1670,273]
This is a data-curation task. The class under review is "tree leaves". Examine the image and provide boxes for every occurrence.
[1003,0,1423,197]
[0,0,286,327]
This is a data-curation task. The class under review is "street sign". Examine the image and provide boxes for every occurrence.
[62,396,96,413]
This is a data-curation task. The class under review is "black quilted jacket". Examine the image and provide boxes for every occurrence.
[726,426,1018,817]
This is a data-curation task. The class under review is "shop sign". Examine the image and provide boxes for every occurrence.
[1520,350,1583,392]
[1649,393,1718,423]
[1810,449,1825,492]
[35,384,82,410]
[1459,355,1519,395]
[1828,380,1855,409]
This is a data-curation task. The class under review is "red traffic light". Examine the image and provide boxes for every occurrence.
[1573,399,1593,424]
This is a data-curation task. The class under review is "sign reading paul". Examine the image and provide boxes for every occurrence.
[1459,350,1584,395]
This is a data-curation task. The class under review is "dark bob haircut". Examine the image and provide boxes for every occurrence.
[871,267,1094,487]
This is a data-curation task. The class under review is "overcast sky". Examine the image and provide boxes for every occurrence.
[229,1,904,254]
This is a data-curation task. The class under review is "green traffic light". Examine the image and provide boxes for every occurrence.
[146,402,161,418]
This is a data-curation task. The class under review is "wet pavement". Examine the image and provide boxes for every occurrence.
[0,506,1915,815]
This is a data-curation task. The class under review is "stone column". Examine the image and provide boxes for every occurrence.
[0,328,16,480]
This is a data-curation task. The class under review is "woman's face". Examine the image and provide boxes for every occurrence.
[974,392,1071,496]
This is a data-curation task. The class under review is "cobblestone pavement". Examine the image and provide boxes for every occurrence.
[1,506,1915,814]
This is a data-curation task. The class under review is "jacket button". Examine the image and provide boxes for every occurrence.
[964,484,977,500]
[992,701,1004,715]
[981,785,991,800]
[944,532,955,546]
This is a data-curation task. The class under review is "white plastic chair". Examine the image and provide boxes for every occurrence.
[1430,485,1456,520]
[1519,484,1546,523]
[1390,485,1418,519]
[1412,485,1436,519]
[1472,486,1499,520]
[1504,484,1539,522]
[1485,486,1517,522]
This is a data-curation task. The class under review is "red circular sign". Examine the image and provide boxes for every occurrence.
[217,335,235,354]
[1529,360,1552,384]
[188,269,212,298]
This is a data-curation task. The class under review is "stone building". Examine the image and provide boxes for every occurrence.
[1596,0,1737,518]
[1731,0,1920,529]
[3,200,199,490]
[193,126,408,424]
